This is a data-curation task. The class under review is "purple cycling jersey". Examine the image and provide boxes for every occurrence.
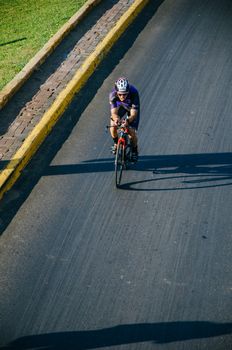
[109,84,140,111]
[109,84,140,129]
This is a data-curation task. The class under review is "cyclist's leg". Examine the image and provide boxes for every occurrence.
[128,108,139,142]
[128,127,138,147]
[110,117,117,139]
[110,107,119,153]
[109,118,118,154]
[128,128,138,162]
[110,107,126,153]
[128,109,139,161]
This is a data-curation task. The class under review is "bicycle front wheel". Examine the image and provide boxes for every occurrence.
[115,143,124,188]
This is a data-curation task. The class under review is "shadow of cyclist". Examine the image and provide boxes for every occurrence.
[118,153,232,191]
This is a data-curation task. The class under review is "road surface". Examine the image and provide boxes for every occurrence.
[0,0,232,349]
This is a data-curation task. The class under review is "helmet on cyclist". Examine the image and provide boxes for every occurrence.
[115,77,129,93]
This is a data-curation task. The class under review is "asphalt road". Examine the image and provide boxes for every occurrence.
[0,0,232,349]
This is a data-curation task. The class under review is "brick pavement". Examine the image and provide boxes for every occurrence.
[0,0,135,166]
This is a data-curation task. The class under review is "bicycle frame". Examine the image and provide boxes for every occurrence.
[118,125,129,147]
[114,124,132,187]
[106,121,132,188]
[106,121,131,158]
[117,124,131,162]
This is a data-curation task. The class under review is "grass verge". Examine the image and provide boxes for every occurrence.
[0,0,87,90]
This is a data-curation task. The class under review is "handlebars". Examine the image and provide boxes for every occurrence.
[106,117,131,130]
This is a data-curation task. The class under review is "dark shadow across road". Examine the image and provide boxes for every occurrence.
[44,152,232,191]
[2,321,232,349]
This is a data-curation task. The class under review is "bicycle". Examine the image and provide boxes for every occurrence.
[107,119,133,188]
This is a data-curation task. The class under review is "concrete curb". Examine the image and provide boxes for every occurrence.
[0,0,150,200]
[0,0,102,110]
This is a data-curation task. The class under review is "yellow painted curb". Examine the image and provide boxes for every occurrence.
[0,0,150,200]
[0,0,102,110]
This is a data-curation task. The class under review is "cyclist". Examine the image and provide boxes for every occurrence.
[109,77,140,162]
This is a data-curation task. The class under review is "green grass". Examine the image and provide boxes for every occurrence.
[0,0,88,90]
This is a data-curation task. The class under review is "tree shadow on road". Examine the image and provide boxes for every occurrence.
[2,321,232,349]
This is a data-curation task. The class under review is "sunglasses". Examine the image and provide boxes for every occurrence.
[117,93,128,97]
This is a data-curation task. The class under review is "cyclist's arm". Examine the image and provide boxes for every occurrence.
[111,107,120,124]
[127,107,138,124]
[127,89,140,124]
[109,92,120,124]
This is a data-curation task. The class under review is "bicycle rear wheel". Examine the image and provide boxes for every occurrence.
[115,143,124,188]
